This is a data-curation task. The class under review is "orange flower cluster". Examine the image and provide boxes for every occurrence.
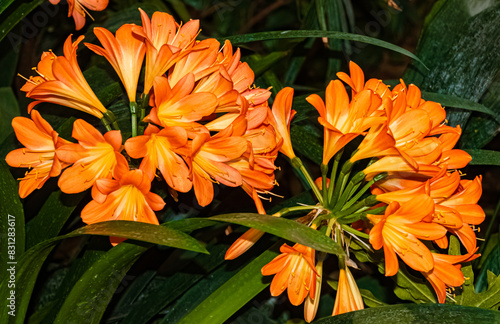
[49,0,109,30]
[256,62,484,320]
[9,10,281,232]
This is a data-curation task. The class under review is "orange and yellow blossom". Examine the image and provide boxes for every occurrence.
[21,35,107,119]
[422,250,479,303]
[146,75,218,129]
[86,24,146,103]
[367,195,447,276]
[306,80,385,165]
[124,124,192,193]
[336,61,391,100]
[271,87,296,160]
[6,110,71,198]
[332,265,364,316]
[49,0,109,31]
[189,131,248,207]
[133,9,200,94]
[56,119,128,194]
[261,243,318,306]
[81,169,165,225]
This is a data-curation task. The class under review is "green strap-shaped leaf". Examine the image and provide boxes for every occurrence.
[464,149,500,166]
[177,246,279,324]
[219,30,425,66]
[208,213,344,255]
[25,191,85,249]
[0,87,20,144]
[69,221,208,253]
[0,0,45,43]
[0,220,207,323]
[313,304,500,323]
[0,0,16,15]
[53,243,147,324]
[0,160,25,309]
[421,91,496,117]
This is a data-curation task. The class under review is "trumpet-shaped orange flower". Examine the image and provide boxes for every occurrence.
[261,243,318,306]
[133,8,200,93]
[337,61,391,99]
[368,195,447,276]
[422,250,479,303]
[50,0,109,31]
[190,132,247,206]
[81,169,165,225]
[21,35,107,119]
[86,24,146,102]
[56,119,128,194]
[147,75,218,129]
[307,80,385,165]
[271,87,296,159]
[332,265,364,316]
[124,124,192,193]
[6,110,71,198]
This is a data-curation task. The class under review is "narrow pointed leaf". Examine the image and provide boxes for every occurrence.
[208,213,343,254]
[219,30,424,66]
[70,221,208,254]
[421,91,495,117]
[464,149,500,166]
[0,0,45,43]
[313,304,500,323]
[177,246,280,324]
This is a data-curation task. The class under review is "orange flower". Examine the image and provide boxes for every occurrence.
[50,0,109,31]
[5,110,70,198]
[81,169,165,225]
[189,132,247,206]
[133,8,200,93]
[261,243,317,306]
[306,80,384,165]
[21,35,107,119]
[336,61,391,99]
[422,250,479,303]
[86,24,146,102]
[124,124,192,193]
[332,265,364,316]
[56,119,128,194]
[147,75,218,129]
[368,195,446,276]
[271,87,296,159]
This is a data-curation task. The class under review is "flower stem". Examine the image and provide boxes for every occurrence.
[341,224,369,239]
[321,163,328,205]
[275,205,319,217]
[291,157,324,205]
[327,149,343,207]
[138,93,150,135]
[329,159,352,210]
[100,117,112,132]
[130,101,138,137]
[103,110,120,131]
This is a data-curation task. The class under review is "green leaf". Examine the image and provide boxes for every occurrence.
[421,91,496,117]
[177,246,280,324]
[0,0,16,15]
[290,124,323,165]
[53,243,147,324]
[208,213,344,255]
[0,160,25,298]
[313,303,500,323]
[35,249,107,324]
[0,87,20,145]
[70,221,208,254]
[391,264,436,304]
[404,1,500,144]
[219,30,425,66]
[118,243,229,324]
[476,242,500,292]
[464,149,500,165]
[0,0,45,44]
[25,191,85,249]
